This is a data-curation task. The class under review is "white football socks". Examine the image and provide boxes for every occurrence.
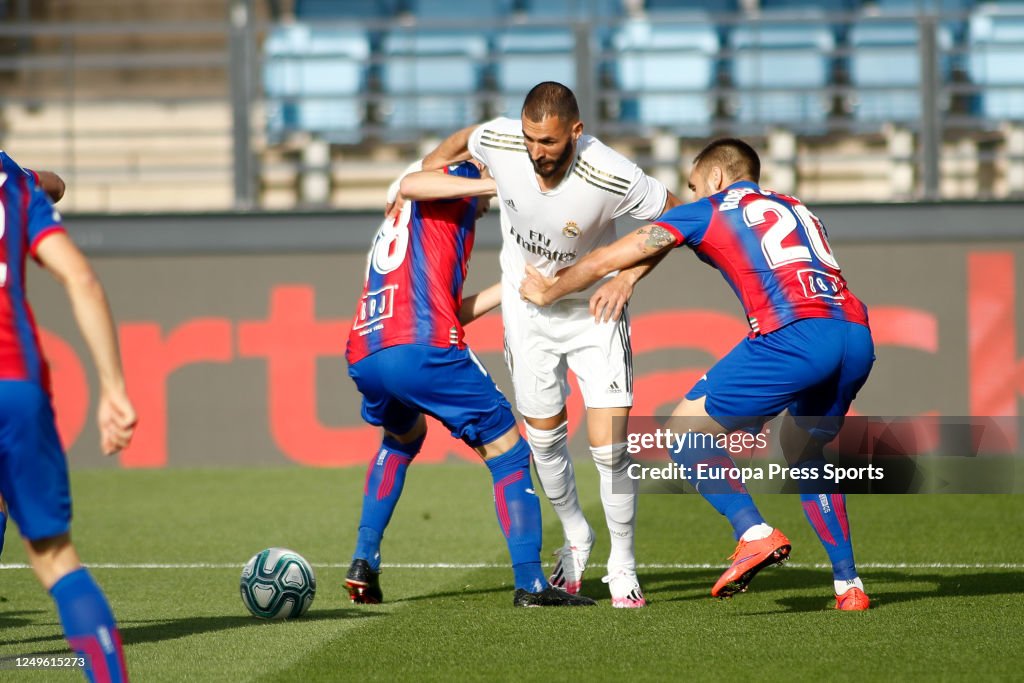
[740,523,774,542]
[591,443,637,573]
[835,577,865,595]
[525,421,592,547]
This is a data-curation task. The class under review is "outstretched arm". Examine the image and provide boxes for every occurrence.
[36,233,137,455]
[400,169,495,201]
[521,224,678,307]
[422,125,477,170]
[589,249,671,322]
[459,282,501,325]
[589,190,683,321]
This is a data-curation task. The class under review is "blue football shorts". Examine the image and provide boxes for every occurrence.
[685,318,875,441]
[0,380,72,541]
[348,344,517,448]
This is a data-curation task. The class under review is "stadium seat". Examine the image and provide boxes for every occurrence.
[612,17,718,130]
[868,0,971,11]
[381,30,489,132]
[518,0,622,18]
[377,0,507,132]
[867,0,973,44]
[729,16,835,127]
[293,0,396,19]
[644,0,738,13]
[263,24,370,143]
[495,27,578,115]
[758,0,855,10]
[409,0,510,20]
[849,19,953,123]
[968,4,1024,121]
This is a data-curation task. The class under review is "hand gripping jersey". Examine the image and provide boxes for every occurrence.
[0,152,65,390]
[346,170,479,365]
[656,181,869,337]
[468,117,667,293]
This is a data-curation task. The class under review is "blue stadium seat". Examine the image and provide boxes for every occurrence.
[263,24,370,143]
[293,0,396,19]
[730,17,835,127]
[613,18,718,130]
[869,0,971,11]
[849,19,953,123]
[968,5,1024,121]
[381,29,489,131]
[519,0,622,18]
[495,27,577,115]
[644,0,738,12]
[759,0,855,10]
[867,0,973,44]
[410,0,510,20]
[378,2,509,132]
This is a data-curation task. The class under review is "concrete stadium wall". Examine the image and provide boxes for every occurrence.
[25,211,1024,468]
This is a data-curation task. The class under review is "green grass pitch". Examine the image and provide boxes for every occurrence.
[0,465,1020,681]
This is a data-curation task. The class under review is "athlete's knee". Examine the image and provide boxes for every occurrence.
[523,406,568,433]
[383,419,427,458]
[476,425,523,459]
[670,395,712,420]
[590,442,630,471]
[25,532,80,589]
[383,415,427,454]
[525,420,569,461]
[780,415,826,464]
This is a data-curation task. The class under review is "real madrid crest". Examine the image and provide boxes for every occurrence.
[562,220,580,238]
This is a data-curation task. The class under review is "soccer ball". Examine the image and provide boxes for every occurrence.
[240,547,316,619]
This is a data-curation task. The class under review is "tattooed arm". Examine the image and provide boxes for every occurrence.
[520,224,678,307]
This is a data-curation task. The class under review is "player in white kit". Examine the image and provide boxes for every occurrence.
[406,82,680,607]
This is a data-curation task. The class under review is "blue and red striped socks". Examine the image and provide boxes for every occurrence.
[668,441,766,539]
[798,459,857,581]
[353,433,424,571]
[485,438,546,592]
[49,567,127,683]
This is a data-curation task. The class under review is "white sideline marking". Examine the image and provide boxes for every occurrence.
[0,562,1021,570]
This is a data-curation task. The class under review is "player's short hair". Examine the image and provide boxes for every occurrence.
[521,82,580,124]
[694,138,761,183]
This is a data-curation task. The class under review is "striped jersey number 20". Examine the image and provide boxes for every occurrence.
[744,198,840,271]
[0,173,6,287]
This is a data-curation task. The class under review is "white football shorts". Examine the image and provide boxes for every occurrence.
[501,279,633,419]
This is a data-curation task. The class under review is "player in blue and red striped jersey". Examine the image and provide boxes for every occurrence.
[344,160,594,608]
[520,138,873,611]
[0,166,62,560]
[0,151,137,681]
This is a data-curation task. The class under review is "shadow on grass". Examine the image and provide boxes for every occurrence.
[392,583,510,604]
[764,569,1024,614]
[0,609,48,629]
[627,567,1024,613]
[580,569,723,603]
[3,607,382,649]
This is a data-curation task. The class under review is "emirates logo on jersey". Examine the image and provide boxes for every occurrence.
[562,221,580,238]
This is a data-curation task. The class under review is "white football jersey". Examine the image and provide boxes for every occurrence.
[468,117,668,296]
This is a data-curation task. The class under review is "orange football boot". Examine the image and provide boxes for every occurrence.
[711,528,791,598]
[835,586,870,611]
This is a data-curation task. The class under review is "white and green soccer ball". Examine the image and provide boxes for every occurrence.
[240,547,316,619]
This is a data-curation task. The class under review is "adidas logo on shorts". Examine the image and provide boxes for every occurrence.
[607,381,623,394]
